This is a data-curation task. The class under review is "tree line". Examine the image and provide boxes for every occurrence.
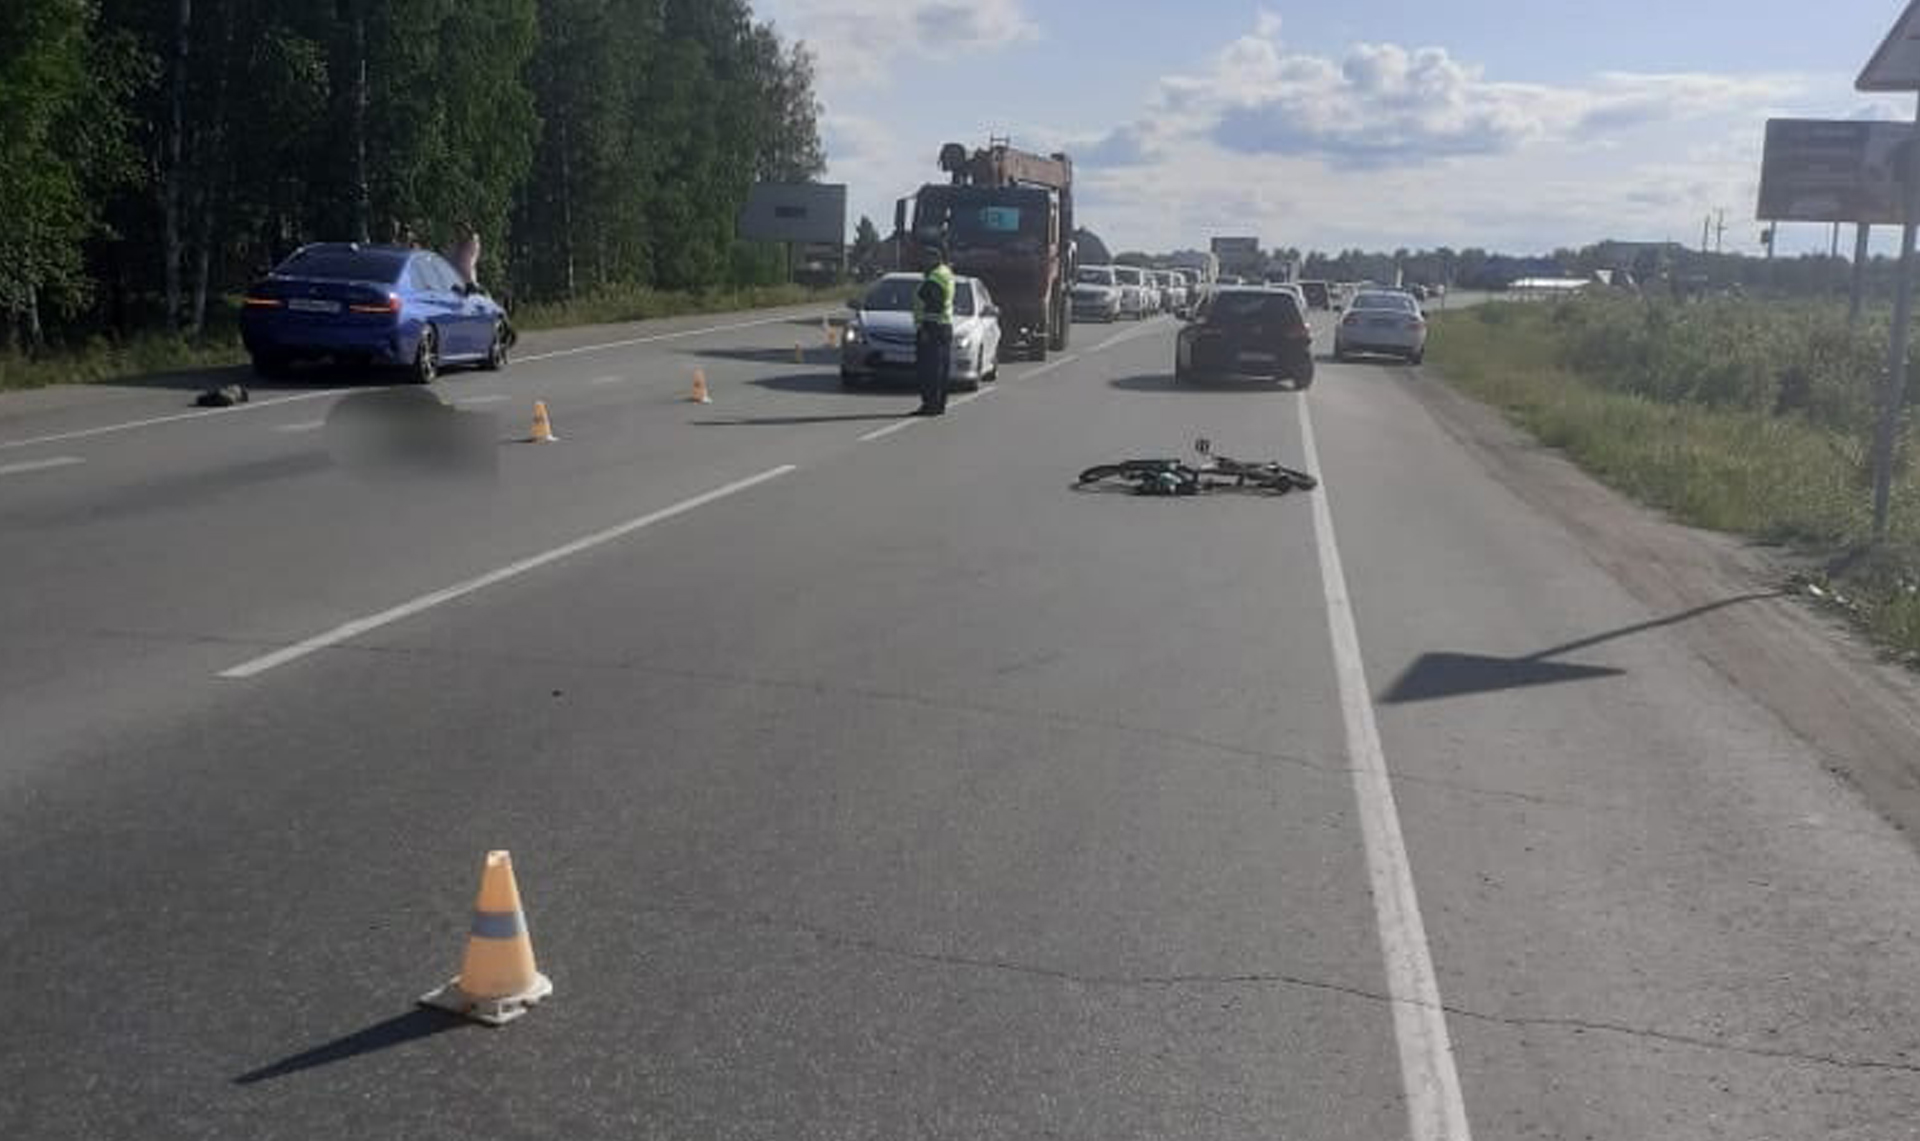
[1,0,825,351]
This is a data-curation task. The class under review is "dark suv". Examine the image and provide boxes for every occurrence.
[1174,287,1315,389]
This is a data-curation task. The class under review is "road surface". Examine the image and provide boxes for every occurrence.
[3,302,1919,1141]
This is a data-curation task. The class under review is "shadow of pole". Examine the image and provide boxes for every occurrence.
[1382,591,1784,705]
[233,1009,467,1085]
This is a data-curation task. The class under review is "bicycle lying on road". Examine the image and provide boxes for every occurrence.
[1074,438,1319,496]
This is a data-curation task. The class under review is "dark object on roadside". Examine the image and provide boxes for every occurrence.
[195,383,250,407]
[324,386,496,479]
[1075,438,1318,496]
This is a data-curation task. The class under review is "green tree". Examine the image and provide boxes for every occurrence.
[851,215,881,276]
[0,0,146,347]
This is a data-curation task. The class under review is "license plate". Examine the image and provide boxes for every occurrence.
[288,297,340,314]
[1238,351,1277,366]
[1367,317,1396,327]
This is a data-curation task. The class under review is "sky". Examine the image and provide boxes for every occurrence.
[753,0,1917,257]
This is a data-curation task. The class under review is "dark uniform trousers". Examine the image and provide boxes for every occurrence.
[915,322,952,414]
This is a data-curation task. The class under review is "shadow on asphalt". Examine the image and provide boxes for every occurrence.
[688,346,837,366]
[1382,591,1784,704]
[109,359,405,397]
[233,1009,467,1085]
[1107,374,1304,394]
[693,412,906,427]
[746,373,912,396]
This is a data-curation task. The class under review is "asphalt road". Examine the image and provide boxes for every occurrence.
[3,301,1920,1141]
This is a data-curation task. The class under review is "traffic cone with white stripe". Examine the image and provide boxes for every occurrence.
[688,368,712,404]
[420,850,553,1025]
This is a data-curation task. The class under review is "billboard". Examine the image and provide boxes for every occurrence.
[738,183,848,245]
[1757,119,1917,225]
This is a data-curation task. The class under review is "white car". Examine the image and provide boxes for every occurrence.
[1157,271,1188,315]
[840,272,1003,389]
[1333,289,1428,364]
[1071,265,1124,322]
[1112,266,1154,320]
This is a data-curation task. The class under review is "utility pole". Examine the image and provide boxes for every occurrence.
[1850,224,1872,327]
[1872,89,1920,542]
[1702,215,1712,254]
[1714,209,1727,254]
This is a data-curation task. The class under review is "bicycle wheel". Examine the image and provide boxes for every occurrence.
[1076,464,1129,485]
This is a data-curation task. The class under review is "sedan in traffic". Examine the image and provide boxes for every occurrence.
[1175,286,1315,389]
[1072,266,1124,322]
[840,272,1002,390]
[241,242,511,382]
[1333,290,1427,364]
[1112,266,1154,320]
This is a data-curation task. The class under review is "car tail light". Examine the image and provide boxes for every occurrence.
[243,296,283,309]
[349,294,401,314]
[1342,315,1359,326]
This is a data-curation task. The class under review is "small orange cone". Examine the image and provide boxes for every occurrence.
[688,368,712,404]
[420,850,553,1026]
[526,400,558,443]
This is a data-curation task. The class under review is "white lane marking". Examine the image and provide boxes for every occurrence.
[0,388,349,452]
[0,455,85,478]
[588,374,628,386]
[1088,320,1165,354]
[274,420,326,433]
[517,311,826,363]
[0,309,825,451]
[1297,395,1473,1141]
[218,464,798,679]
[455,394,509,406]
[858,417,919,443]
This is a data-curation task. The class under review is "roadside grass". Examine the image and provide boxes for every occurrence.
[1,283,844,392]
[1429,299,1920,660]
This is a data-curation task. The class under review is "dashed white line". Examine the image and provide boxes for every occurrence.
[273,420,326,433]
[857,417,920,443]
[0,388,349,452]
[0,455,85,478]
[1297,396,1474,1141]
[455,394,509,406]
[217,464,798,679]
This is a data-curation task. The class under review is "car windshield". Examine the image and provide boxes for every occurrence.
[1115,267,1143,285]
[1204,291,1301,324]
[860,278,975,315]
[1077,267,1116,285]
[1353,292,1417,312]
[274,247,407,283]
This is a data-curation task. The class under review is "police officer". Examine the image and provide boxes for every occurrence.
[913,247,956,416]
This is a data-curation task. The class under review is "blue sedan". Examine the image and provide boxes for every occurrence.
[241,243,512,382]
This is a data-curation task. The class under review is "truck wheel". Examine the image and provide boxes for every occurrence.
[1050,292,1071,351]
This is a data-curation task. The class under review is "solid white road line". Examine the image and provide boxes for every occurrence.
[273,420,326,433]
[1297,396,1474,1141]
[0,389,349,451]
[218,464,798,679]
[517,311,827,363]
[0,309,827,452]
[0,456,85,478]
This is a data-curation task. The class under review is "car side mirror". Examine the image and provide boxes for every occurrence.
[982,304,1000,318]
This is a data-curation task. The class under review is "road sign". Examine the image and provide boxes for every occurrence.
[1861,0,1920,91]
[1757,119,1918,224]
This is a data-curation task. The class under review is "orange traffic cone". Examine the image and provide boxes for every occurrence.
[420,850,554,1026]
[688,369,712,404]
[526,400,558,443]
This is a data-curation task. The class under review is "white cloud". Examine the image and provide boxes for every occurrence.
[759,0,1038,87]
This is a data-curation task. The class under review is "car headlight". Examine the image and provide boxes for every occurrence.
[843,323,862,344]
